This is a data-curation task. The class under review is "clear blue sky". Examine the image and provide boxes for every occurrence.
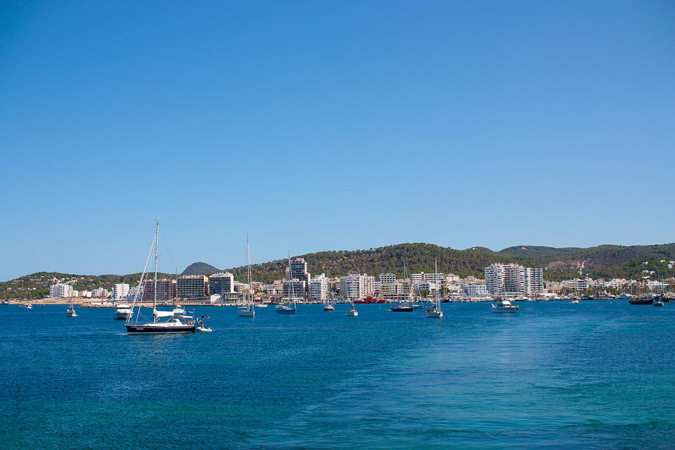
[1,0,673,281]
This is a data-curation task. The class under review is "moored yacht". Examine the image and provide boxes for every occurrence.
[113,303,133,320]
[492,298,519,313]
[239,235,256,318]
[425,258,443,319]
[346,303,358,317]
[126,221,196,334]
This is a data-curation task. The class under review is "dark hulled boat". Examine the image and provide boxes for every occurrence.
[390,304,414,312]
[628,297,653,305]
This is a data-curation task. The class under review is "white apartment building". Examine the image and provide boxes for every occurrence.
[464,283,489,297]
[379,273,396,283]
[49,284,73,298]
[562,278,589,291]
[340,274,375,300]
[485,263,543,296]
[112,283,130,300]
[92,288,110,298]
[310,274,328,301]
[525,268,543,295]
[411,272,445,285]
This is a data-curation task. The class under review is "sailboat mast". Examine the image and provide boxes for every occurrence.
[153,220,159,322]
[247,234,252,304]
[434,257,439,307]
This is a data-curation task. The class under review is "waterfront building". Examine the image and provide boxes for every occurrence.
[340,274,375,301]
[49,284,72,298]
[283,279,306,299]
[464,283,489,297]
[112,283,130,300]
[379,273,396,284]
[289,258,311,296]
[561,278,589,291]
[92,288,110,298]
[208,272,234,295]
[485,263,543,297]
[177,275,208,299]
[142,279,177,301]
[309,274,328,301]
[525,268,543,294]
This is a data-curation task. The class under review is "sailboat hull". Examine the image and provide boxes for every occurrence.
[125,324,195,334]
[275,306,296,314]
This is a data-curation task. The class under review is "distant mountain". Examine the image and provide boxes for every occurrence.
[182,262,220,275]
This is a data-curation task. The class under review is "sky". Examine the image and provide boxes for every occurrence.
[0,0,674,281]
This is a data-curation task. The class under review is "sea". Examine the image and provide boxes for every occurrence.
[1,300,674,449]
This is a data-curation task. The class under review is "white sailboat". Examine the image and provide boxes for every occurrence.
[276,254,298,315]
[66,296,77,317]
[126,221,196,334]
[238,235,255,318]
[425,258,443,318]
[324,295,335,311]
[346,301,358,317]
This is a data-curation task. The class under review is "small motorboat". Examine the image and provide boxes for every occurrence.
[654,300,664,307]
[492,299,519,313]
[346,305,358,317]
[196,326,212,332]
[20,303,32,309]
[323,304,335,311]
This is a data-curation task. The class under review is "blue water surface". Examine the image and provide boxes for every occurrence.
[1,301,674,449]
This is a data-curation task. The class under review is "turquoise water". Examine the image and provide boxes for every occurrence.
[1,301,674,449]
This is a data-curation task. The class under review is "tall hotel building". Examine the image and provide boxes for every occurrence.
[112,283,130,300]
[289,258,311,297]
[340,274,375,301]
[309,274,328,301]
[485,263,543,296]
[208,272,234,295]
[177,275,208,299]
[142,279,177,301]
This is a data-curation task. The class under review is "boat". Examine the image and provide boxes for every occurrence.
[66,296,77,317]
[113,303,133,320]
[346,303,358,317]
[20,303,32,309]
[1,300,9,305]
[196,325,212,332]
[238,235,255,318]
[323,304,335,311]
[654,299,664,307]
[389,304,414,312]
[492,298,519,313]
[390,262,414,312]
[570,298,579,304]
[425,258,443,318]
[126,221,196,334]
[276,254,298,315]
[172,305,186,316]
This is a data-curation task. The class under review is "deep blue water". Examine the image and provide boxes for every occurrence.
[1,301,674,449]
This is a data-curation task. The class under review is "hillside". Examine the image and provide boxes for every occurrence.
[2,242,674,299]
[182,262,220,275]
